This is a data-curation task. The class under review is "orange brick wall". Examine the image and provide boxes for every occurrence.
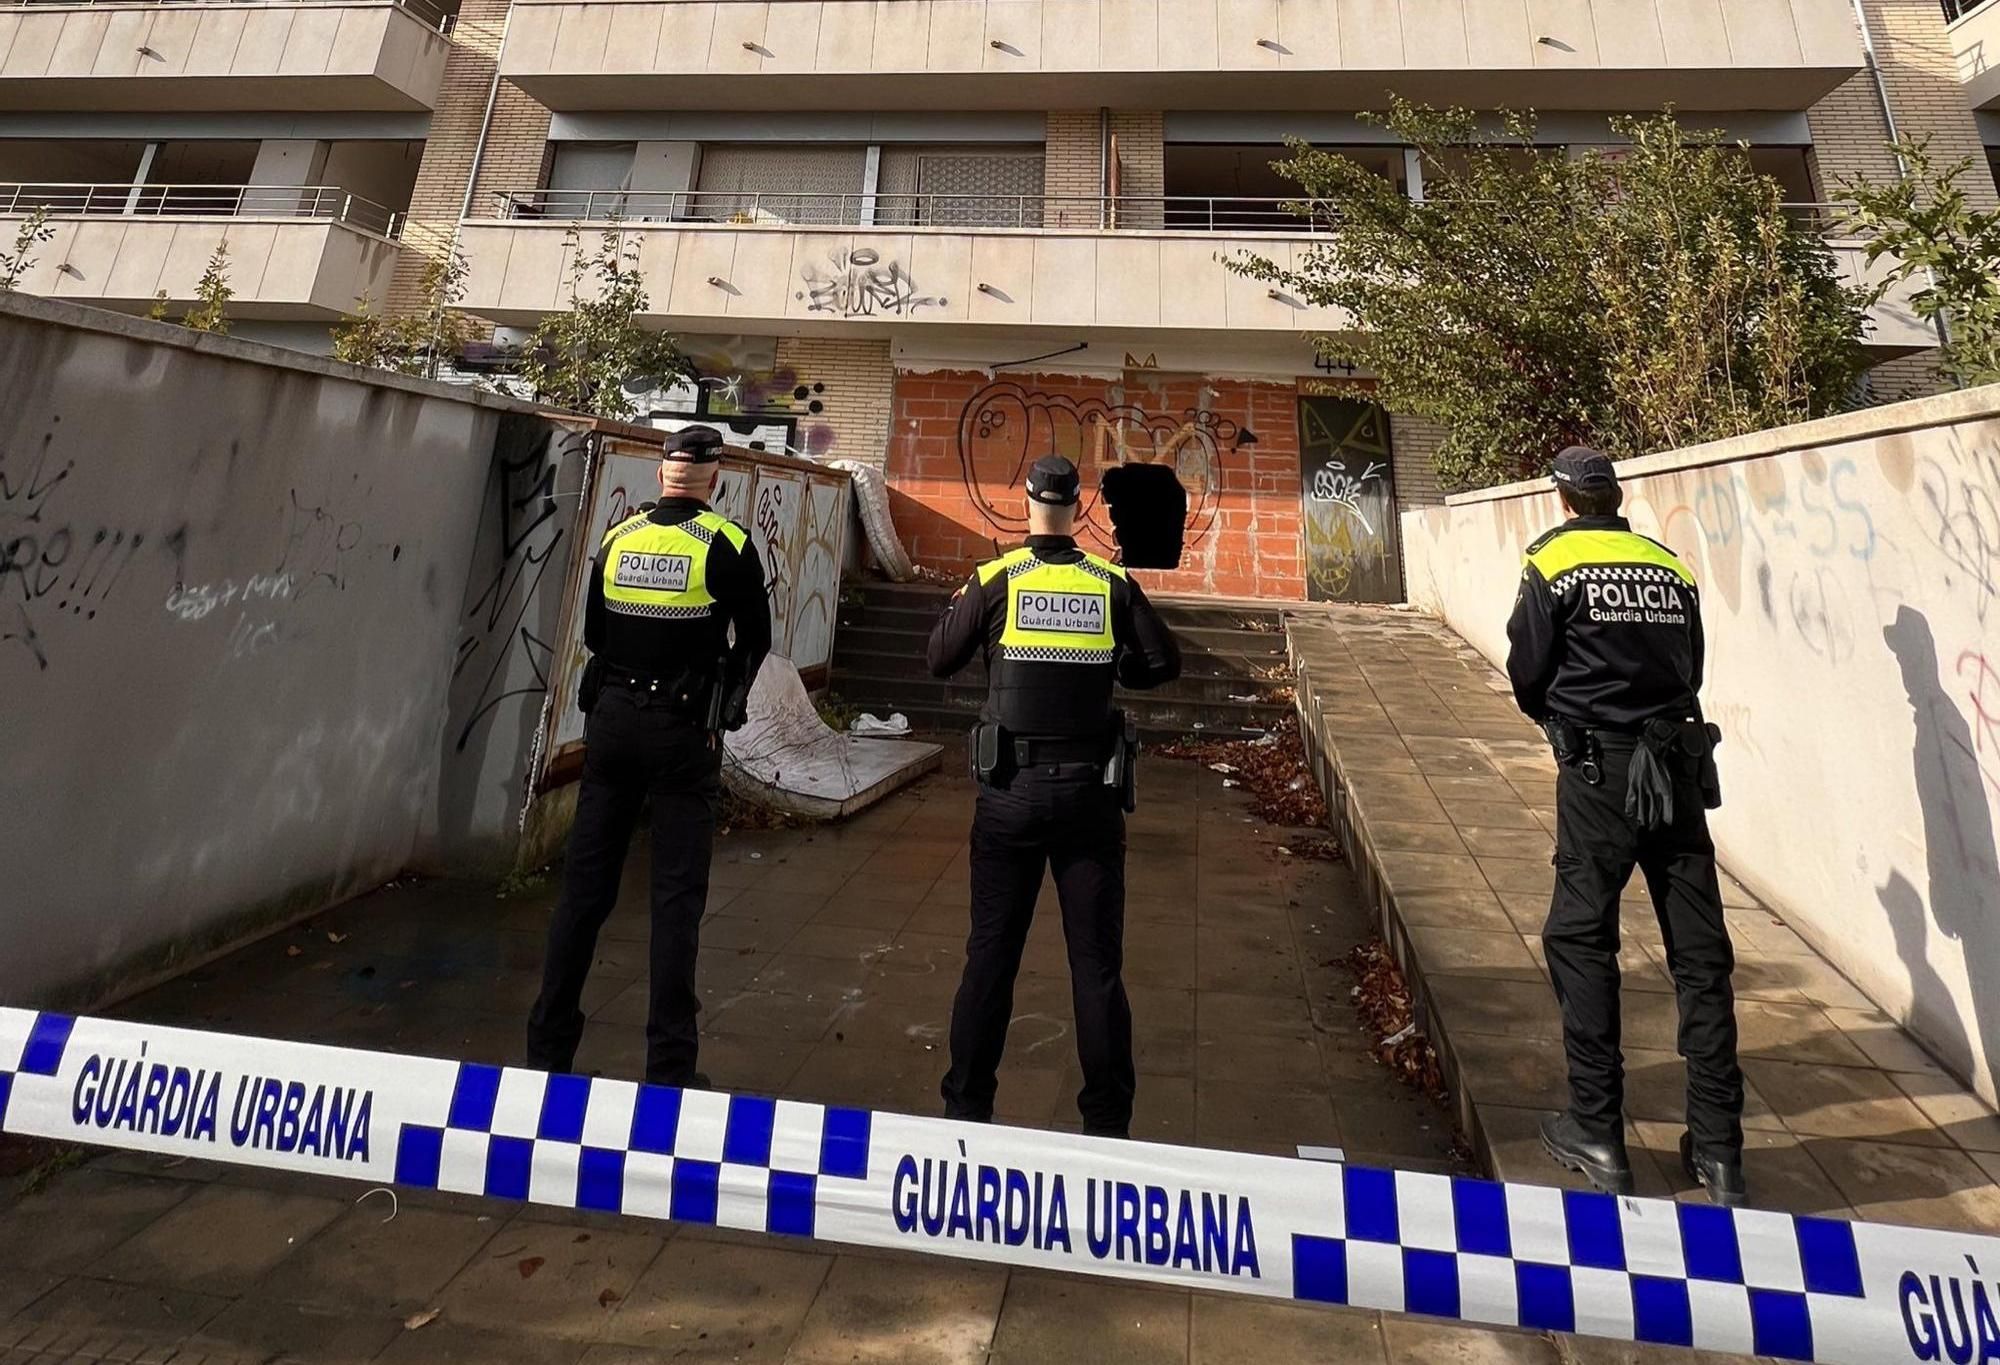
[887,368,1306,599]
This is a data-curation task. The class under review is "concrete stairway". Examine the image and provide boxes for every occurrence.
[829,580,1296,741]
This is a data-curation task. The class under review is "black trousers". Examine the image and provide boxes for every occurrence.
[526,687,721,1085]
[941,764,1134,1134]
[1544,738,1744,1156]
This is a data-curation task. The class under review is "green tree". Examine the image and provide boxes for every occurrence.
[1840,138,2000,388]
[0,207,56,292]
[1232,103,1870,490]
[180,243,232,334]
[517,223,692,418]
[330,246,474,380]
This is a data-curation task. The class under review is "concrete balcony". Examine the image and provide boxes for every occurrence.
[3,183,402,317]
[460,192,1936,356]
[499,0,1863,112]
[1951,0,2000,110]
[458,194,1345,339]
[0,0,453,112]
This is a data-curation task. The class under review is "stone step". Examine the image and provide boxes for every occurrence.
[830,630,1287,683]
[828,670,1290,740]
[829,647,1293,705]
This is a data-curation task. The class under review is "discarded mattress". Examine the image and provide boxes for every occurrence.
[724,655,941,819]
[830,458,916,582]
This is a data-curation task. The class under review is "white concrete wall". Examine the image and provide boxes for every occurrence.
[0,2,450,112]
[6,216,401,317]
[0,295,583,1009]
[1401,386,2000,1102]
[502,0,1861,112]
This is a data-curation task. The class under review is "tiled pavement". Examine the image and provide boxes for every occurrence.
[1289,606,2000,1237]
[7,760,1618,1365]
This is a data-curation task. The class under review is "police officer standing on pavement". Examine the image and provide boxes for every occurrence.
[528,425,771,1088]
[1507,446,1745,1207]
[928,455,1182,1138]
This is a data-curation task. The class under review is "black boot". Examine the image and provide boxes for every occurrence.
[1680,1132,1747,1208]
[1540,1113,1635,1196]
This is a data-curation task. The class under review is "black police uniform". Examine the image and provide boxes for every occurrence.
[527,427,771,1086]
[1505,447,1743,1203]
[927,456,1181,1137]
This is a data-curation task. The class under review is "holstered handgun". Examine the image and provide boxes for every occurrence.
[1682,711,1723,810]
[1103,709,1140,813]
[969,722,1004,784]
[578,655,605,715]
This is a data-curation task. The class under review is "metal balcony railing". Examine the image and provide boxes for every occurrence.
[5,0,455,35]
[0,183,403,237]
[491,190,1332,234]
[1945,0,1995,20]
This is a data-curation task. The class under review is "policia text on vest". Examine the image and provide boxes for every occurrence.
[925,455,1183,1141]
[527,426,772,1090]
[1504,446,1745,1210]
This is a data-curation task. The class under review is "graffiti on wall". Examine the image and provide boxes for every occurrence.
[1297,397,1399,603]
[1,435,158,670]
[799,247,943,318]
[4,426,374,675]
[954,379,1240,555]
[449,425,577,757]
[623,334,839,460]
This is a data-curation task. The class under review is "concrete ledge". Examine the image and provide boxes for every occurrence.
[1445,379,2000,507]
[1286,606,2000,1226]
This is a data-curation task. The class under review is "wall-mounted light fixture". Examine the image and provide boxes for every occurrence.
[1255,37,1282,50]
[977,282,1000,295]
[57,263,83,277]
[707,275,729,288]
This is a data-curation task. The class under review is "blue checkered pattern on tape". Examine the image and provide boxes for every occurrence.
[3,1008,1987,1365]
[1288,1166,1864,1361]
[388,1060,872,1240]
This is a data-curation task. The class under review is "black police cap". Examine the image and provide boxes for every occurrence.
[1025,454,1081,507]
[1551,445,1618,492]
[663,425,725,463]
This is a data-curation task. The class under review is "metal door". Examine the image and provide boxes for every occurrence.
[1298,396,1402,603]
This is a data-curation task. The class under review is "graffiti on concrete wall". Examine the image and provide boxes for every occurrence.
[799,247,943,318]
[1298,397,1399,603]
[954,379,1238,553]
[449,424,577,757]
[4,427,378,675]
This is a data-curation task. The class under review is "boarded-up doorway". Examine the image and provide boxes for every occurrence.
[1298,396,1402,602]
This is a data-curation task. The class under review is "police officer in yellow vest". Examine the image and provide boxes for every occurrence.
[1507,446,1745,1207]
[528,425,770,1087]
[927,455,1182,1138]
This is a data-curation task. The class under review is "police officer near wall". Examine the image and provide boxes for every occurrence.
[527,425,770,1088]
[1506,445,1745,1207]
[928,455,1182,1138]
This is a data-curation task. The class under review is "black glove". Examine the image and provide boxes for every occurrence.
[1625,728,1677,831]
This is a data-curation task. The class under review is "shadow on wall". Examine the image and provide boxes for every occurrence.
[1882,605,2000,1080]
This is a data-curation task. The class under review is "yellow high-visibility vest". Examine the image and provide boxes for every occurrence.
[601,509,748,620]
[978,546,1124,664]
[1525,528,1695,596]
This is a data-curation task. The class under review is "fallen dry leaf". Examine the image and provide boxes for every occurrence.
[327,931,349,944]
[518,1256,546,1279]
[403,1309,439,1330]
[284,945,303,958]
[598,1288,622,1308]
[1159,716,1326,828]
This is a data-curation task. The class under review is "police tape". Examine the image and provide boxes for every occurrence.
[2,1005,1994,1365]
